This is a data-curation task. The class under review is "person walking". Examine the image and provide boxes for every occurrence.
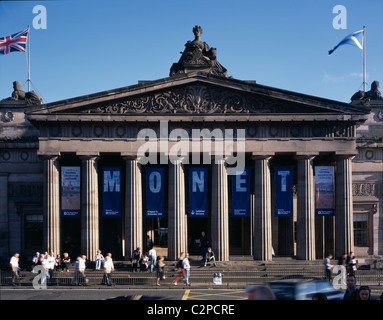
[10,253,20,286]
[323,253,333,282]
[172,252,186,286]
[103,255,114,286]
[149,247,157,273]
[182,253,191,286]
[199,231,209,262]
[32,252,40,269]
[156,256,165,286]
[47,251,56,285]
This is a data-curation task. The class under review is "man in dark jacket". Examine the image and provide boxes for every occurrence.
[343,274,358,300]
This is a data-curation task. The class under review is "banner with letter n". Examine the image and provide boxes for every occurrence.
[315,166,335,216]
[61,166,81,217]
[189,167,208,217]
[274,166,293,217]
[232,167,251,217]
[146,167,165,218]
[102,166,122,217]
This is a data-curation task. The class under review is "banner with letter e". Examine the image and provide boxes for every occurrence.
[102,166,122,217]
[146,167,165,218]
[274,166,293,217]
[189,167,208,217]
[232,167,251,217]
[315,166,335,216]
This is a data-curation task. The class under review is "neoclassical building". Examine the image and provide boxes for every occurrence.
[0,27,381,265]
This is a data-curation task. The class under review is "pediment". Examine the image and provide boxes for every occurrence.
[27,73,370,120]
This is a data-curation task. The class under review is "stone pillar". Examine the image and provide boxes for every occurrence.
[253,155,273,261]
[296,155,316,260]
[80,155,99,261]
[335,155,354,259]
[0,173,9,259]
[42,155,61,255]
[211,157,229,261]
[168,158,187,260]
[124,156,143,260]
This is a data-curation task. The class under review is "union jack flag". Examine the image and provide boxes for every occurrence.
[0,28,29,55]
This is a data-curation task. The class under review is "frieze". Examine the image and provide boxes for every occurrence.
[80,84,321,115]
[352,182,380,197]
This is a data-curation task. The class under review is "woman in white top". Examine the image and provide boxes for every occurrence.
[182,253,191,286]
[95,250,104,270]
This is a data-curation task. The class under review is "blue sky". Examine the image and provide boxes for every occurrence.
[0,0,382,103]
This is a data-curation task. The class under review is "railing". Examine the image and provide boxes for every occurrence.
[1,268,382,287]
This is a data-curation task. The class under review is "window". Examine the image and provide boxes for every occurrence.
[24,214,43,249]
[353,213,369,247]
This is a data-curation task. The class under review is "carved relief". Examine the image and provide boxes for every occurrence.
[80,84,313,115]
[352,182,380,197]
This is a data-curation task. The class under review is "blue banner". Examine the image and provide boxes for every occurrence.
[315,166,335,216]
[102,166,122,217]
[61,166,81,217]
[146,167,165,218]
[274,166,293,217]
[189,167,208,217]
[232,167,251,217]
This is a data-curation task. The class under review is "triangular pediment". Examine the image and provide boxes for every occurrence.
[26,72,370,120]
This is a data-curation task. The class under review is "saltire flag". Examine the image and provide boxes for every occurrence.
[0,27,29,55]
[328,29,364,55]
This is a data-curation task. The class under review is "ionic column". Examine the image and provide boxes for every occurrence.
[296,155,316,260]
[253,155,273,261]
[79,155,99,261]
[168,158,187,260]
[42,155,61,255]
[335,154,355,259]
[123,156,143,260]
[211,157,229,261]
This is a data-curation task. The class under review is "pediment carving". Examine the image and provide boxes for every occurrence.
[80,84,326,115]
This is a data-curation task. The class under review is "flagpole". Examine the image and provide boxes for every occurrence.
[27,25,30,92]
[363,26,366,92]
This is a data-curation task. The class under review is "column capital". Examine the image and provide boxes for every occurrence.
[335,152,357,160]
[122,154,141,162]
[294,153,318,161]
[252,153,274,161]
[38,154,61,161]
[78,154,99,161]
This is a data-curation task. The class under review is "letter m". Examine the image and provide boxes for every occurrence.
[104,170,120,192]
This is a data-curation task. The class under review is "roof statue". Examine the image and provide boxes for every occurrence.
[170,25,228,77]
[1,81,42,105]
[351,80,382,105]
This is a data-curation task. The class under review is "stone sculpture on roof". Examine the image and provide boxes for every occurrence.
[1,81,42,105]
[170,25,228,78]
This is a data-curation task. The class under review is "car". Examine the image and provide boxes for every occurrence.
[268,279,344,300]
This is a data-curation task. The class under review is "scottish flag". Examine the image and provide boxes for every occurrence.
[328,29,364,55]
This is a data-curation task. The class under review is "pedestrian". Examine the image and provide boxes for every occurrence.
[131,247,141,272]
[337,253,347,266]
[357,285,371,300]
[346,251,354,273]
[103,255,114,286]
[47,251,56,285]
[173,252,186,286]
[95,250,104,270]
[323,253,333,282]
[343,274,358,300]
[348,255,357,275]
[32,252,40,269]
[146,235,153,251]
[182,253,191,286]
[55,254,62,272]
[62,252,71,272]
[204,247,216,267]
[247,285,276,300]
[41,253,50,286]
[156,256,166,286]
[199,231,209,262]
[312,293,328,300]
[149,247,157,272]
[71,256,81,286]
[140,252,149,271]
[10,253,20,286]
